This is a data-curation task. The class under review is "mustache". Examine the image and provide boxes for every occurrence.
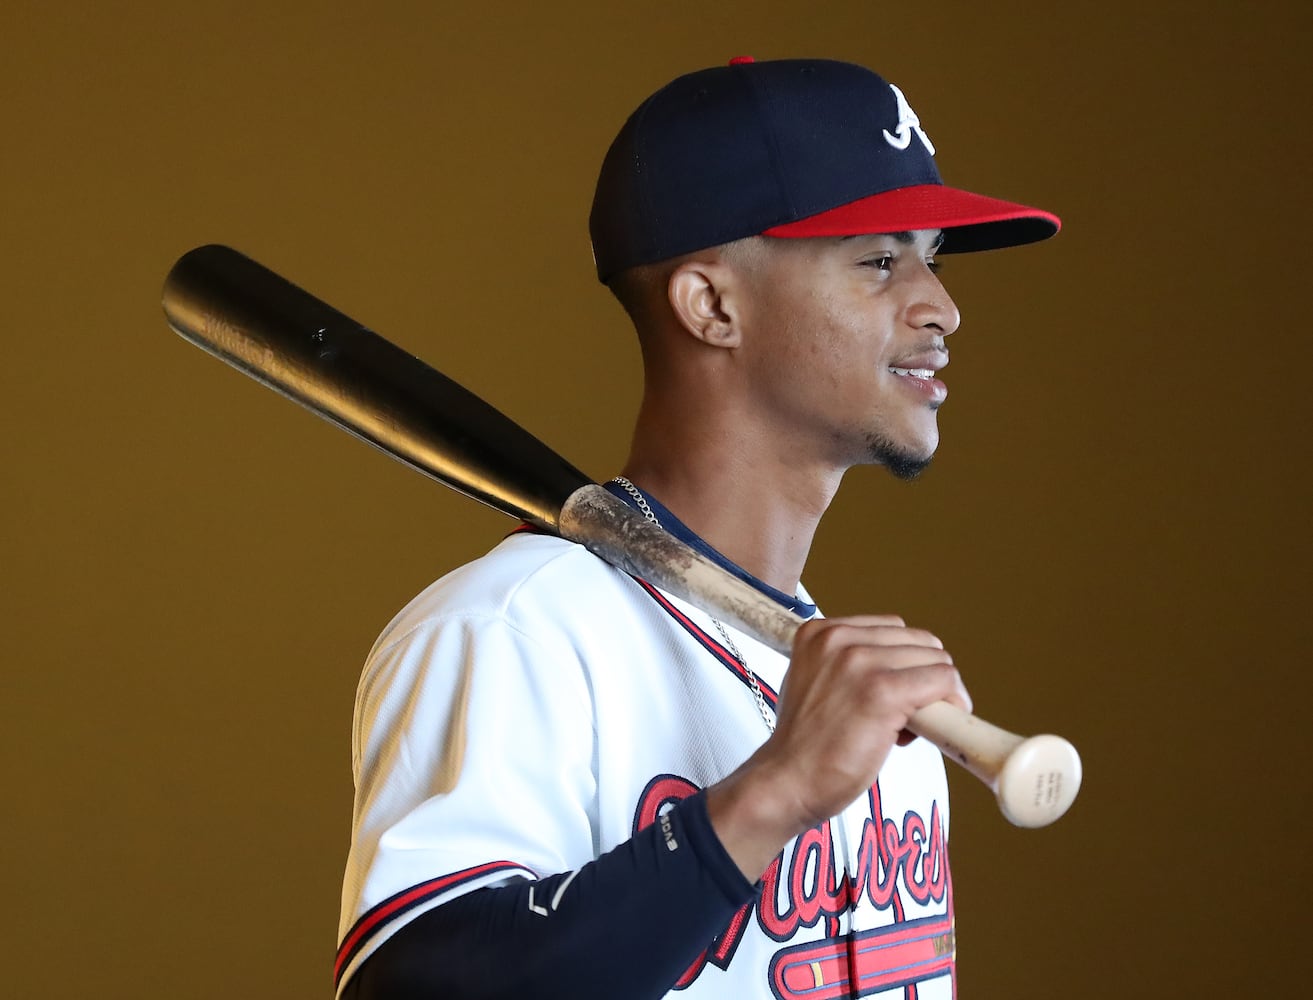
[895,341,949,361]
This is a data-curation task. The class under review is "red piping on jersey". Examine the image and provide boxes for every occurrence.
[335,860,535,987]
[511,521,783,707]
[631,577,781,707]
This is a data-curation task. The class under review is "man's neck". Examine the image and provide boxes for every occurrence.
[620,426,844,596]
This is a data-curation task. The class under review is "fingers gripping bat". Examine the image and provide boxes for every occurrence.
[162,244,1081,828]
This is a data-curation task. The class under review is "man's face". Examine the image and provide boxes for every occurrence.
[732,229,960,478]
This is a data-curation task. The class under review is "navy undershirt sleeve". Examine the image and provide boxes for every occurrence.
[342,791,757,1000]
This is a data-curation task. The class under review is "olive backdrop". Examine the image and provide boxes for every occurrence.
[3,1,1309,997]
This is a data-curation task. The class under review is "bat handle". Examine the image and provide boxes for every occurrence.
[906,701,1081,827]
[559,485,1081,827]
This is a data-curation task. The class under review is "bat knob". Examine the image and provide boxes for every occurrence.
[993,734,1082,828]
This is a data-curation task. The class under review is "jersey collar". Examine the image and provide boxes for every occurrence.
[602,480,818,619]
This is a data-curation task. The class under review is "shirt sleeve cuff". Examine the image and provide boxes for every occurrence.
[675,790,759,909]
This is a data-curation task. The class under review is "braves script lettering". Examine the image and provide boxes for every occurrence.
[633,775,951,991]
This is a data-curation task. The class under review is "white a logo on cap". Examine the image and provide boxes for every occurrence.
[882,84,935,155]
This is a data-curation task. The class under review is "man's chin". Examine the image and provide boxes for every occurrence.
[883,452,933,481]
[865,433,935,480]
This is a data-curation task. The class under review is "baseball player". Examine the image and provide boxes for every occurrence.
[337,57,1059,999]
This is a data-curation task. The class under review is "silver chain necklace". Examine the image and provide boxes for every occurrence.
[610,476,776,733]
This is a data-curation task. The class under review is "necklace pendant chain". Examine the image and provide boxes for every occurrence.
[611,477,777,734]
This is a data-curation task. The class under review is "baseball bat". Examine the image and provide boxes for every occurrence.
[162,244,1081,828]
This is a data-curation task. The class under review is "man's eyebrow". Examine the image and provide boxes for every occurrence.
[891,230,946,250]
[843,230,946,249]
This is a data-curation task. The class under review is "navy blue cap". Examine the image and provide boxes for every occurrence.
[589,57,1060,282]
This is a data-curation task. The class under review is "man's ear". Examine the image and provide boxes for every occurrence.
[667,260,742,349]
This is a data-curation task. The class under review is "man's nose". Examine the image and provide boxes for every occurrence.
[907,271,961,337]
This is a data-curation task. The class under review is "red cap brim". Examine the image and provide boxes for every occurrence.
[763,183,1060,252]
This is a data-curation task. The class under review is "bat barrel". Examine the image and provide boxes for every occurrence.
[163,245,590,530]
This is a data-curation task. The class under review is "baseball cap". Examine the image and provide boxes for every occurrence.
[589,57,1060,282]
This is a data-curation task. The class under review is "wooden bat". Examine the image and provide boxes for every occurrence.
[162,244,1081,827]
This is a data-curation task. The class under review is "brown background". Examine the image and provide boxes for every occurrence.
[3,1,1309,996]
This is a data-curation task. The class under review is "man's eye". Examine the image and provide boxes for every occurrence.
[863,255,894,272]
[926,257,941,275]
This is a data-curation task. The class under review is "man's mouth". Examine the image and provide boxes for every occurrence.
[886,357,949,406]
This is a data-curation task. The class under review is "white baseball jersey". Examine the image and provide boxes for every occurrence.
[337,529,954,999]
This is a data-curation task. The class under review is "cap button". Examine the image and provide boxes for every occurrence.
[728,55,755,65]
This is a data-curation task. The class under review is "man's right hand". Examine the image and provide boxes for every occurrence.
[705,615,971,882]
